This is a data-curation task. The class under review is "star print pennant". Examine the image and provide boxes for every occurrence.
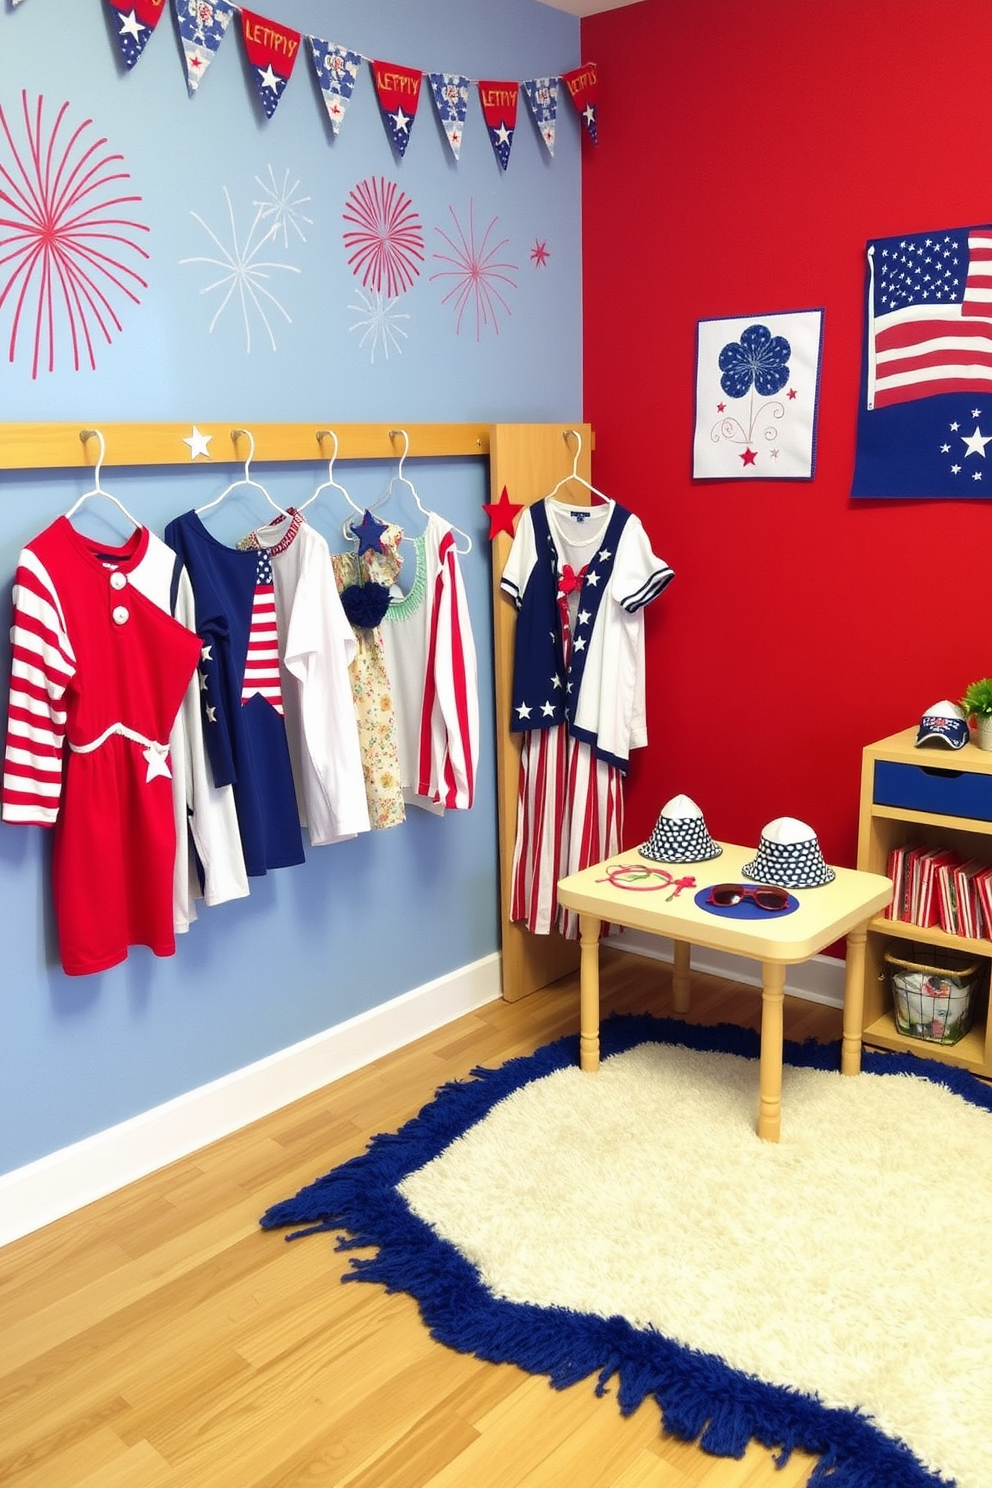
[522,77,558,156]
[478,80,519,172]
[852,224,992,499]
[561,62,598,144]
[239,8,301,120]
[103,0,167,70]
[309,37,362,135]
[428,73,470,161]
[483,485,524,540]
[174,0,235,95]
[371,60,422,157]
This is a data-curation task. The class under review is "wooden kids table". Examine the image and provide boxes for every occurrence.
[556,842,893,1141]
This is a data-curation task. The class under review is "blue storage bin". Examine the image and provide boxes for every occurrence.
[874,761,992,821]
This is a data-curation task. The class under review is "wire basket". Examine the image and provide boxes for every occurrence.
[884,943,980,1045]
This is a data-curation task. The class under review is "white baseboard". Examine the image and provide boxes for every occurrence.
[0,953,501,1249]
[605,928,846,1008]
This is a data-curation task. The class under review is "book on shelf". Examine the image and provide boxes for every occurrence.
[901,843,930,922]
[936,859,962,936]
[884,843,908,920]
[952,859,986,940]
[914,847,959,928]
[971,863,992,941]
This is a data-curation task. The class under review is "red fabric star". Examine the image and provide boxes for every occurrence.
[483,484,524,540]
[740,448,758,466]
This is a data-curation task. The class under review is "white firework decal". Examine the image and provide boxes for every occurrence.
[348,287,410,363]
[180,185,300,353]
[252,164,312,248]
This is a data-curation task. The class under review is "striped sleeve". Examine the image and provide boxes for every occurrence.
[417,531,479,811]
[2,549,76,825]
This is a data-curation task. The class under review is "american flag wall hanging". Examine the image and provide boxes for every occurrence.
[852,225,992,499]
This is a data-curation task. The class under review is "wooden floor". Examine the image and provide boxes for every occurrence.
[0,950,847,1488]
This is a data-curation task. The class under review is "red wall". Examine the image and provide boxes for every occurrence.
[581,0,992,884]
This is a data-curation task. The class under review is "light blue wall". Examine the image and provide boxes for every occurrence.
[0,0,583,1174]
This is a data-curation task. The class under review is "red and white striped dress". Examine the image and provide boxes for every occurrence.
[2,518,201,974]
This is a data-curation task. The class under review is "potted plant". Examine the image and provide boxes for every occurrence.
[960,678,992,750]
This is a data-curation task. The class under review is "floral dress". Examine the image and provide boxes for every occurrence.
[331,525,406,830]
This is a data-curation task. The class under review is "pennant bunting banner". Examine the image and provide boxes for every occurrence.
[13,2,599,163]
[428,73,471,161]
[240,8,301,119]
[522,76,559,156]
[562,62,598,144]
[308,38,362,134]
[103,0,168,70]
[478,79,519,171]
[372,60,422,157]
[174,0,235,95]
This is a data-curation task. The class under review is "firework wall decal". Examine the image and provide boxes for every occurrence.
[179,182,302,354]
[0,92,149,379]
[430,200,518,340]
[342,176,424,299]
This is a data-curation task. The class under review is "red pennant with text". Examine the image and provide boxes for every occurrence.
[103,0,167,69]
[372,60,422,157]
[562,62,598,144]
[240,9,301,119]
[477,80,519,172]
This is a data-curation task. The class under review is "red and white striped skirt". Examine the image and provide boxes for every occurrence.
[509,725,624,939]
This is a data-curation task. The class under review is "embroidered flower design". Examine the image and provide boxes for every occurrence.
[718,323,791,400]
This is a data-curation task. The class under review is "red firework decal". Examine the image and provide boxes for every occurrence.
[342,176,424,299]
[0,92,150,379]
[430,200,518,341]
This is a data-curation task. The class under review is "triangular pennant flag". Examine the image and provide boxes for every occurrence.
[478,79,519,172]
[428,73,470,161]
[371,60,422,157]
[103,0,167,70]
[562,62,598,144]
[174,0,235,95]
[239,8,301,119]
[308,38,362,135]
[522,77,559,157]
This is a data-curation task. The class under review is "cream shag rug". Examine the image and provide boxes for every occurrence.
[262,1016,992,1488]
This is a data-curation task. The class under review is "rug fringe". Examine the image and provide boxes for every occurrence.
[260,1014,970,1487]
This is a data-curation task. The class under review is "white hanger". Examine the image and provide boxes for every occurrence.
[380,427,473,555]
[545,428,611,506]
[196,429,289,518]
[299,429,363,527]
[65,429,140,528]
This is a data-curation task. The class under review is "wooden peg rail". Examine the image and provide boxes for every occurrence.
[0,422,491,472]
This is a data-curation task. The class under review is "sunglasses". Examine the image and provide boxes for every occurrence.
[706,883,791,912]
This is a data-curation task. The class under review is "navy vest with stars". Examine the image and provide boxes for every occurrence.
[509,499,629,760]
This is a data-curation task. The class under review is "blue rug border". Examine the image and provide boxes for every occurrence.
[261,1015,987,1487]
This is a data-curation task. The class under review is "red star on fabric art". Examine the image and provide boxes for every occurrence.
[787,388,798,400]
[530,239,550,268]
[483,485,524,539]
[740,448,758,466]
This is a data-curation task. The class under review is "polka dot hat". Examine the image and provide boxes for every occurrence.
[640,794,722,864]
[741,816,835,889]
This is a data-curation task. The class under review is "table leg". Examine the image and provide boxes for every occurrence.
[758,961,786,1142]
[671,938,691,1015]
[578,912,601,1072]
[841,922,867,1077]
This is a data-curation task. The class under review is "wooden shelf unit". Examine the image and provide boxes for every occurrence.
[857,727,992,1077]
